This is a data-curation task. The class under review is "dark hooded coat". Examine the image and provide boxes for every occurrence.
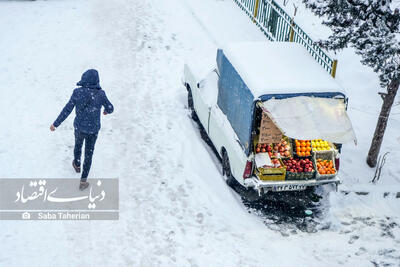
[53,69,114,134]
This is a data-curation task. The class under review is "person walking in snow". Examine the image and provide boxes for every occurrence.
[50,69,114,190]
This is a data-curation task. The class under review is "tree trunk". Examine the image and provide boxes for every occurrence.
[366,78,400,167]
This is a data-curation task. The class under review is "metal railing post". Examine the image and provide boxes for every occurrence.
[331,59,338,78]
[253,0,260,21]
[289,5,298,42]
[289,22,294,42]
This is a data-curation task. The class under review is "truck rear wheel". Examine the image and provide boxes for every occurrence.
[222,150,236,187]
[187,87,199,121]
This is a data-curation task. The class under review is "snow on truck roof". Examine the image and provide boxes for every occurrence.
[222,42,345,97]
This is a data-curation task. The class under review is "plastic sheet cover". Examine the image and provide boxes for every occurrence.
[262,96,356,144]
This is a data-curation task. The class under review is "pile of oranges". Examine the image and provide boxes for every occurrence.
[316,159,336,175]
[294,139,311,157]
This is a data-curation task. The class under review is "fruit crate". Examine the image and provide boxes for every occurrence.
[313,150,337,179]
[254,136,293,159]
[283,157,316,181]
[292,139,312,158]
[279,136,293,159]
[255,158,286,181]
[311,140,336,153]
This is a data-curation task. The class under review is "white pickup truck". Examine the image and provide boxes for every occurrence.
[183,42,356,196]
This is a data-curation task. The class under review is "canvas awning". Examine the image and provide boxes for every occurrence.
[262,96,357,144]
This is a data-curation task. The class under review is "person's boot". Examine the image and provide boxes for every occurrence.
[79,181,89,191]
[72,160,81,173]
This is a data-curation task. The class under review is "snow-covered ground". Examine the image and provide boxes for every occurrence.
[0,0,399,266]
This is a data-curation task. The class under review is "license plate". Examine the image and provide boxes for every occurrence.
[272,184,307,192]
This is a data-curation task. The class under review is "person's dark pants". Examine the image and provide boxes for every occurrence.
[73,130,98,182]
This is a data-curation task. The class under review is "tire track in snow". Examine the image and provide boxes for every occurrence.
[2,0,399,266]
[178,0,220,47]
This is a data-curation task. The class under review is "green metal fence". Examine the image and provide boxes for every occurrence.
[233,0,337,77]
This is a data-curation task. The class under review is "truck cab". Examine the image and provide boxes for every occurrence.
[183,42,356,195]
